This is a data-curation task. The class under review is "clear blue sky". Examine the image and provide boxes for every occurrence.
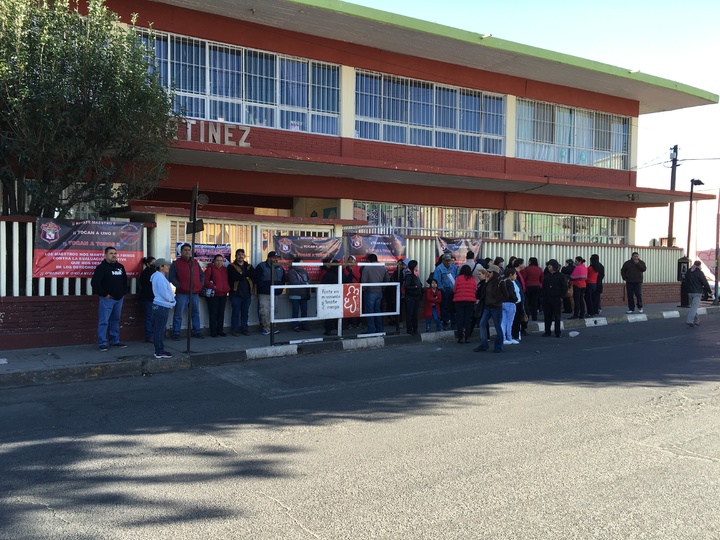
[349,0,720,250]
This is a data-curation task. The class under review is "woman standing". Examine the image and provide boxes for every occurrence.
[204,254,231,336]
[569,256,587,319]
[587,254,605,316]
[138,256,156,343]
[501,267,520,345]
[453,264,477,343]
[150,258,175,359]
[522,257,543,321]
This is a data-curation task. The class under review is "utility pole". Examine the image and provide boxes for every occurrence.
[666,145,678,247]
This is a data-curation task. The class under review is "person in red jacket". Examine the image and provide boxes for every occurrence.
[423,279,443,332]
[453,264,478,343]
[569,256,588,319]
[204,254,231,337]
[169,243,205,339]
[521,257,544,321]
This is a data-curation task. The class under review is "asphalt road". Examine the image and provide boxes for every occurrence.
[1,319,719,539]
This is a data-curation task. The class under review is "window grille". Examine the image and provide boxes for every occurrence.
[353,201,502,238]
[513,212,628,244]
[516,99,630,170]
[355,71,505,155]
[141,30,340,136]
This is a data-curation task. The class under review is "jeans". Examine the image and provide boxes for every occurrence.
[525,286,541,321]
[172,293,201,335]
[585,283,597,316]
[687,293,702,324]
[206,295,227,335]
[152,305,170,354]
[230,293,251,331]
[440,290,455,327]
[405,295,421,334]
[501,302,516,341]
[290,296,308,328]
[97,296,124,347]
[426,306,442,331]
[364,290,384,333]
[454,301,474,340]
[573,286,586,318]
[543,297,562,336]
[141,300,154,340]
[478,306,503,351]
[626,282,643,311]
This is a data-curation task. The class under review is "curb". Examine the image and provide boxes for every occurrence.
[2,307,718,389]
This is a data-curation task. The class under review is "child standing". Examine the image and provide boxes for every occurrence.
[423,279,443,332]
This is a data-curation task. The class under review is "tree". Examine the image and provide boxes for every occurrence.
[0,0,177,218]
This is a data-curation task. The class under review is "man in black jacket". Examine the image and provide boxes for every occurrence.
[542,259,568,338]
[685,261,713,327]
[91,246,128,351]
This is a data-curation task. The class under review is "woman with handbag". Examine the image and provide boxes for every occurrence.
[204,254,230,337]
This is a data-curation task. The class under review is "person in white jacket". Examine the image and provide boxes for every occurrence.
[150,259,176,359]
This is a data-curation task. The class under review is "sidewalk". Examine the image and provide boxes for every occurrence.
[1,301,718,389]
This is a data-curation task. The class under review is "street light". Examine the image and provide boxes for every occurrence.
[686,179,704,257]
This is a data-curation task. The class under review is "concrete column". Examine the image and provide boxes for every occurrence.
[505,95,517,158]
[502,210,515,240]
[340,65,356,139]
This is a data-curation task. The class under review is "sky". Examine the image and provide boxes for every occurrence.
[348,0,720,256]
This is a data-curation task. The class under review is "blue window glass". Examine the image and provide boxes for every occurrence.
[210,46,242,98]
[356,73,381,118]
[410,128,432,147]
[281,59,308,108]
[356,120,380,140]
[244,50,276,104]
[383,124,406,144]
[436,132,457,150]
[170,37,205,94]
[435,87,457,130]
[312,64,339,114]
[382,78,408,123]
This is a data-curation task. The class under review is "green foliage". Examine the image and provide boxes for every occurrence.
[0,0,177,218]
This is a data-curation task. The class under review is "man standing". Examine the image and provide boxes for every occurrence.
[255,251,286,335]
[433,253,458,329]
[685,260,713,327]
[474,264,507,353]
[541,259,568,338]
[621,252,647,314]
[169,243,205,339]
[360,253,389,333]
[91,246,128,351]
[228,248,255,336]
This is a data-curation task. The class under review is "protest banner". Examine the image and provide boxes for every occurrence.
[346,233,406,264]
[174,243,231,269]
[273,236,344,281]
[33,219,144,278]
[436,237,482,266]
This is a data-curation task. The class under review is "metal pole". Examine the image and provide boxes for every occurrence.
[667,145,678,246]
[186,185,198,353]
[686,181,694,258]
[715,189,719,304]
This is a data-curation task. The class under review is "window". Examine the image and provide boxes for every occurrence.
[355,70,505,155]
[513,212,628,244]
[143,30,340,136]
[516,99,630,170]
[352,201,503,238]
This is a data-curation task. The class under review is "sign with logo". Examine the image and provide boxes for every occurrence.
[316,283,361,320]
[273,236,344,281]
[174,243,231,269]
[33,219,144,278]
[346,234,406,264]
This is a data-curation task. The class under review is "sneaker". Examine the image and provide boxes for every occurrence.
[687,323,696,328]
[99,344,109,351]
[503,340,512,345]
[273,329,280,334]
[154,351,173,359]
[638,308,644,313]
[511,340,520,345]
[111,342,127,348]
[626,310,634,314]
[192,333,204,339]
[261,329,270,336]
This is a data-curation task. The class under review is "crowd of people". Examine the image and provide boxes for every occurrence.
[92,243,714,359]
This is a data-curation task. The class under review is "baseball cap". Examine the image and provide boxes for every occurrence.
[442,253,452,261]
[487,264,500,274]
[153,258,170,267]
[267,251,278,258]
